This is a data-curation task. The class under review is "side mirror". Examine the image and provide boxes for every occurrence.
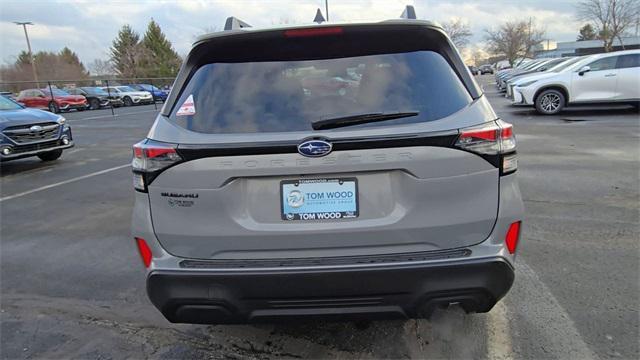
[578,66,591,76]
[538,67,547,72]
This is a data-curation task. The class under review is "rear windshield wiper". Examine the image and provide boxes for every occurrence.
[311,111,419,130]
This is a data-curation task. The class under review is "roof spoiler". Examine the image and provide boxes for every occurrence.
[224,17,251,31]
[400,5,417,19]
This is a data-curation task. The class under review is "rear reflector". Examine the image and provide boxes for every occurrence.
[505,221,521,254]
[503,153,518,173]
[284,27,343,37]
[135,237,152,268]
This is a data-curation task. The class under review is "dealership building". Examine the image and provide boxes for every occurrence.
[536,36,640,58]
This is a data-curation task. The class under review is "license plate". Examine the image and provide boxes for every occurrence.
[281,178,358,221]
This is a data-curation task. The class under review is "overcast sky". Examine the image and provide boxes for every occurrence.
[1,0,583,68]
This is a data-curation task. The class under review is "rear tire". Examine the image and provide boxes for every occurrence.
[535,89,565,115]
[123,97,133,106]
[48,102,59,114]
[89,98,100,110]
[37,149,63,162]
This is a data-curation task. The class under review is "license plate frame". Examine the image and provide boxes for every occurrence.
[280,178,359,221]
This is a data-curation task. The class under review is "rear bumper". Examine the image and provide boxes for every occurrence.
[147,257,514,324]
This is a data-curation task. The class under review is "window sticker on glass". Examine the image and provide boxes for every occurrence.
[176,94,196,116]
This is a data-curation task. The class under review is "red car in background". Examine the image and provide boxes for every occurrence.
[17,88,88,113]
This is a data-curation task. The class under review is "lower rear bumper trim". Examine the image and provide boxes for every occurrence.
[147,257,515,324]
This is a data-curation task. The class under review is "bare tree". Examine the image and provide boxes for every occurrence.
[442,19,473,49]
[485,19,546,66]
[192,26,218,42]
[470,48,487,66]
[89,59,114,76]
[576,0,640,51]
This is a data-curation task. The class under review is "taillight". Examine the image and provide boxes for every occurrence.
[455,120,517,175]
[284,27,343,37]
[505,221,521,254]
[135,237,152,267]
[132,139,182,192]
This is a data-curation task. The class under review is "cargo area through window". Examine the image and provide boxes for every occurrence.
[170,51,472,134]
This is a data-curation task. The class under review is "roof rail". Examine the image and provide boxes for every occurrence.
[400,5,417,20]
[224,17,251,31]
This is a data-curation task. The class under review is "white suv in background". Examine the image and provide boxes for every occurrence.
[511,50,640,115]
[101,86,154,107]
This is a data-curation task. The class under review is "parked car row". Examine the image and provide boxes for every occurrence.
[496,49,640,115]
[466,64,494,76]
[3,83,168,114]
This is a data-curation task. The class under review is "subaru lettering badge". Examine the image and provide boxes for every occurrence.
[29,125,43,133]
[297,139,332,157]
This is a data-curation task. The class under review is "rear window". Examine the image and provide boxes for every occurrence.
[170,51,472,134]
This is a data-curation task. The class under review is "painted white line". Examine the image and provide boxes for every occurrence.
[0,164,130,202]
[67,109,158,121]
[486,301,513,360]
[506,259,598,359]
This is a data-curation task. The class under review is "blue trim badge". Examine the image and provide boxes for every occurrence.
[297,139,332,157]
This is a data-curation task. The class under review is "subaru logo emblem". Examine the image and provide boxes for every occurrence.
[297,139,332,157]
[29,125,43,133]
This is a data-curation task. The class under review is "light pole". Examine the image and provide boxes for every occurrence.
[325,0,329,21]
[14,21,39,87]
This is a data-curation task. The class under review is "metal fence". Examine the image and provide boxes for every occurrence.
[0,77,176,116]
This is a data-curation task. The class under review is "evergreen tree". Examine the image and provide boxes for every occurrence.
[59,47,82,66]
[16,51,32,66]
[141,19,182,77]
[110,24,143,78]
[577,24,597,41]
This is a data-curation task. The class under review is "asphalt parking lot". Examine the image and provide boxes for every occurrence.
[1,76,638,359]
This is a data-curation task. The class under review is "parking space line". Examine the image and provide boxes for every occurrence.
[486,301,513,360]
[509,260,598,359]
[66,109,158,122]
[0,164,130,202]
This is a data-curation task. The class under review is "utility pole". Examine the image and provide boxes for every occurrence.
[14,21,39,87]
[325,0,329,21]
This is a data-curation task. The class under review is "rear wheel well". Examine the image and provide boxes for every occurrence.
[534,86,569,106]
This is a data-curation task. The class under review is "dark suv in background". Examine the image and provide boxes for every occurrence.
[479,65,494,74]
[132,11,524,325]
[64,87,123,110]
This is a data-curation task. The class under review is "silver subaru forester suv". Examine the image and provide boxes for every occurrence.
[131,14,524,324]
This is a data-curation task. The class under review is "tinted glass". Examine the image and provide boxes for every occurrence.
[137,84,157,91]
[539,58,567,70]
[0,95,23,110]
[616,54,640,69]
[170,51,472,134]
[550,57,585,72]
[520,61,540,70]
[82,87,108,95]
[117,86,136,92]
[530,60,552,70]
[587,56,617,71]
[44,89,70,96]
